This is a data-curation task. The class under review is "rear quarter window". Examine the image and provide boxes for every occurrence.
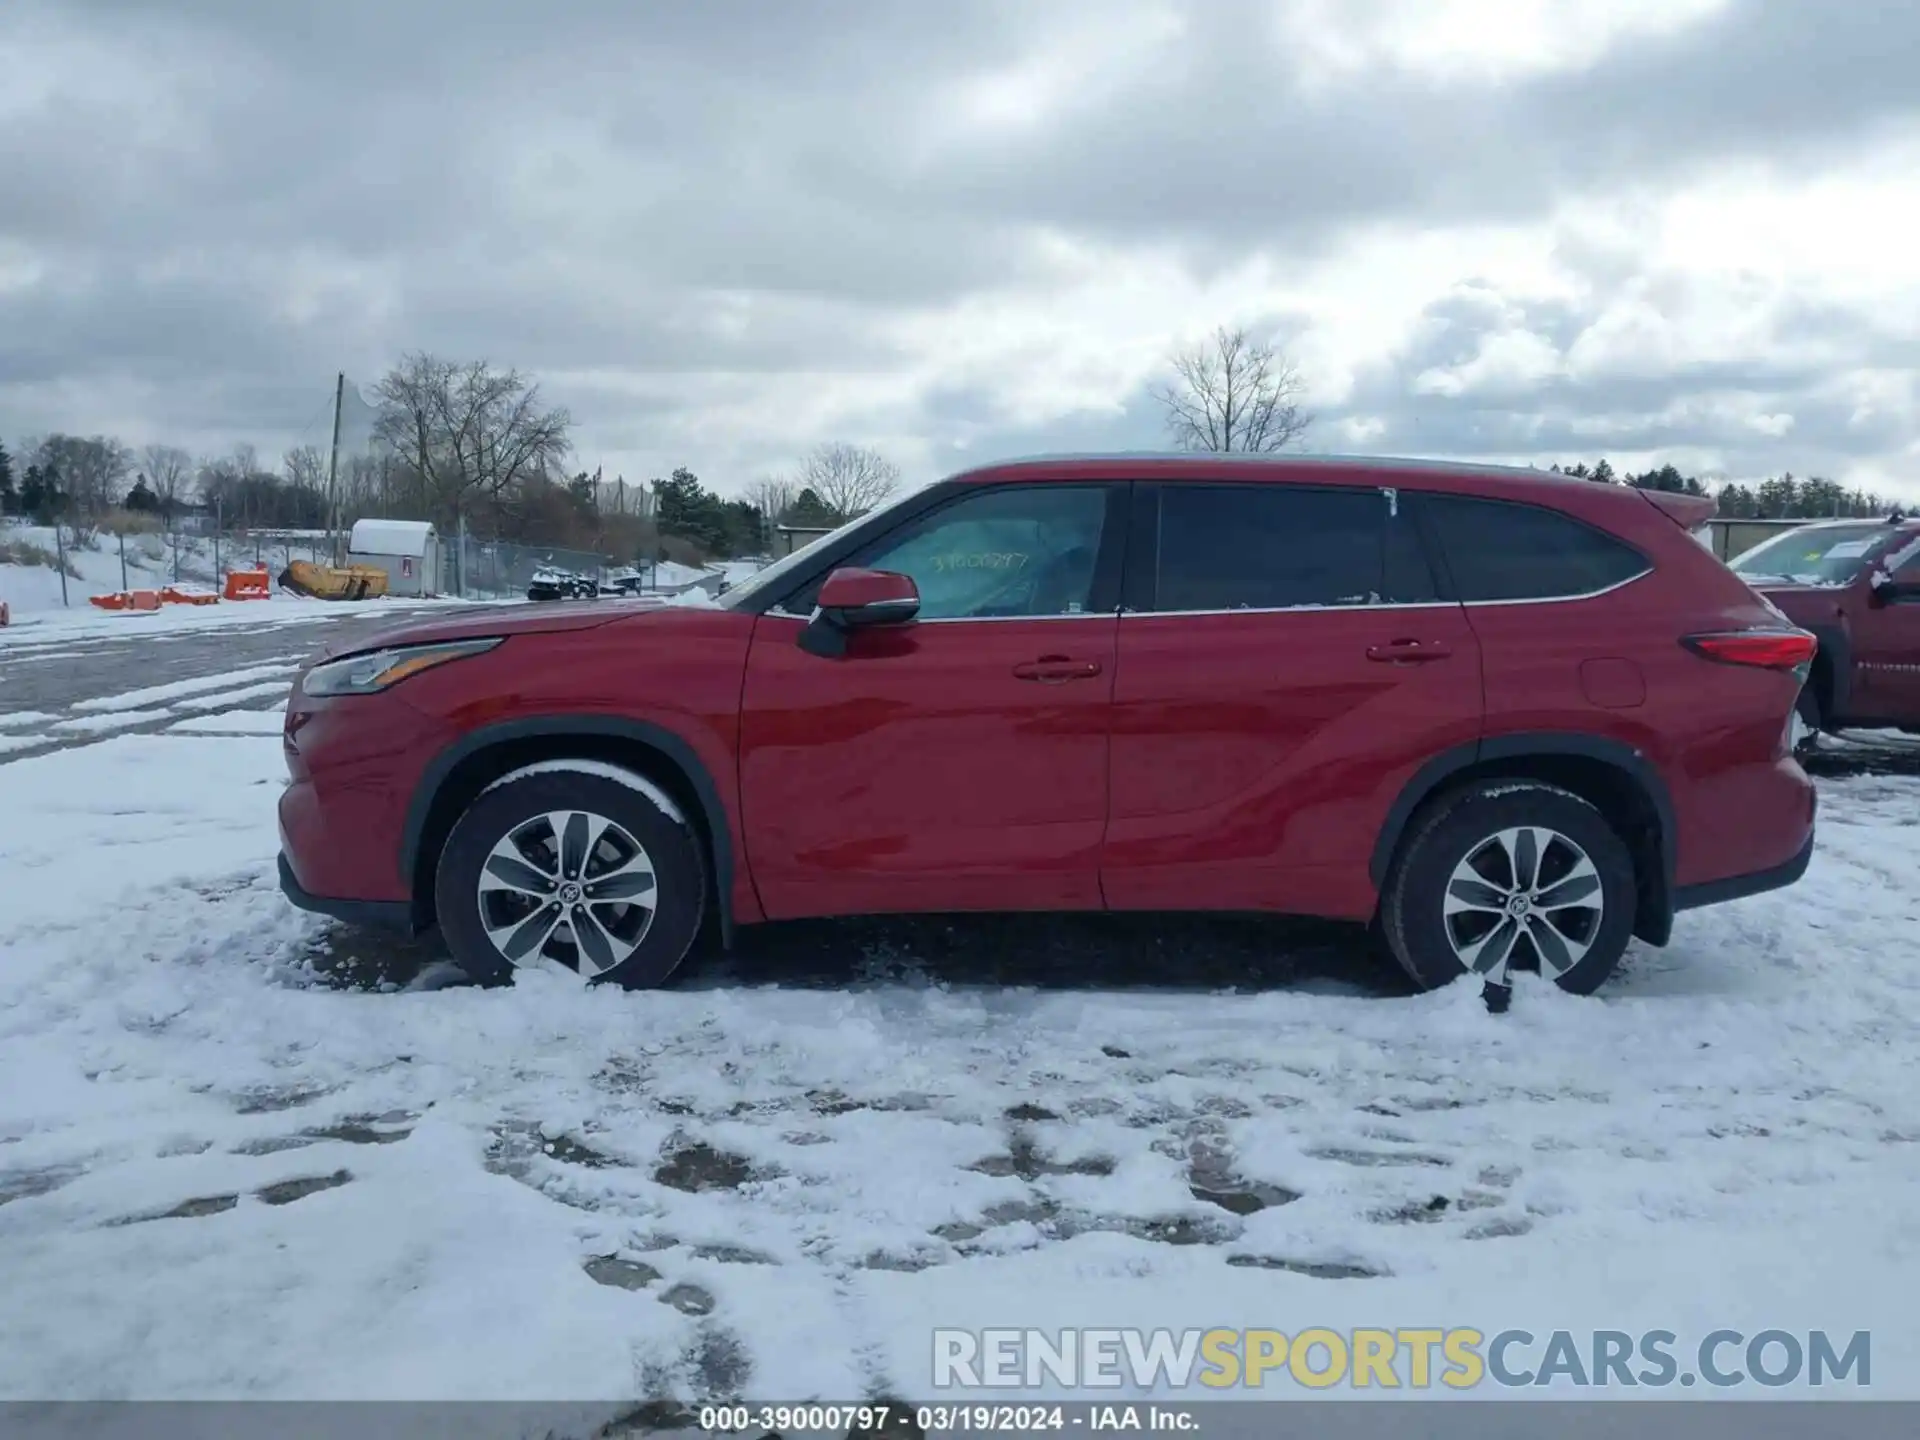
[1417,494,1650,602]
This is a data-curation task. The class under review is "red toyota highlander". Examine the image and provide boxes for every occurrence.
[278,454,1817,998]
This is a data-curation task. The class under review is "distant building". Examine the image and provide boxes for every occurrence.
[347,518,441,597]
[773,524,836,558]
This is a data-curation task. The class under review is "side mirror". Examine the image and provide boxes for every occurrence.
[798,568,920,657]
[1868,569,1895,607]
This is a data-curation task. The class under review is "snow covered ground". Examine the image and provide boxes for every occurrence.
[0,651,1916,1407]
[0,586,508,649]
[0,522,226,613]
[0,522,528,642]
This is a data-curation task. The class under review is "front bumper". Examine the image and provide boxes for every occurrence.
[278,852,414,931]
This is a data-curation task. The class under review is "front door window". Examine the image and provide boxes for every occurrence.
[851,485,1110,620]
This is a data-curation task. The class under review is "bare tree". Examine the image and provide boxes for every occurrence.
[372,352,573,525]
[140,444,192,523]
[1152,325,1312,453]
[744,476,796,525]
[798,443,900,520]
[283,444,327,496]
[33,434,134,516]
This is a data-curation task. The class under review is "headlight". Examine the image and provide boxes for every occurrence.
[301,638,502,697]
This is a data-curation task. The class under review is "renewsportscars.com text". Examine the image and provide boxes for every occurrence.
[932,1327,1872,1391]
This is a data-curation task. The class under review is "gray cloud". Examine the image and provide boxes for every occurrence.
[2,0,1917,490]
[1331,275,1920,485]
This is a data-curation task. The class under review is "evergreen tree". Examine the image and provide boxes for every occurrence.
[22,463,64,524]
[0,440,15,516]
[651,467,730,555]
[124,474,159,512]
[786,486,837,526]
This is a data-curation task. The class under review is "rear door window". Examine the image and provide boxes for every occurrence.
[1151,485,1389,611]
[1418,495,1649,602]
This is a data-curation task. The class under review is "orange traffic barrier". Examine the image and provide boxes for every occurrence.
[90,592,132,611]
[160,586,219,606]
[130,589,162,611]
[223,568,271,600]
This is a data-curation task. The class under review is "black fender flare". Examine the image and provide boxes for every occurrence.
[1369,732,1678,943]
[1803,623,1852,721]
[398,714,739,943]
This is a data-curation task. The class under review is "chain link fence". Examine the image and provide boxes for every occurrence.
[442,537,613,600]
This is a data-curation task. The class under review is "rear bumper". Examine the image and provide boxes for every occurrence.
[1672,828,1815,912]
[278,851,414,931]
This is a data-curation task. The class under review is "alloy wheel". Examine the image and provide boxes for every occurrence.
[1442,825,1604,985]
[476,809,658,977]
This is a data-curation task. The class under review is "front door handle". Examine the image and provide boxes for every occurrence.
[1013,655,1104,683]
[1366,639,1453,664]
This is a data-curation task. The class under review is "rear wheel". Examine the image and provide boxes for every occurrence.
[1381,781,1637,996]
[434,766,707,989]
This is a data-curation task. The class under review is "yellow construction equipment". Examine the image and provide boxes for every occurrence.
[279,559,391,601]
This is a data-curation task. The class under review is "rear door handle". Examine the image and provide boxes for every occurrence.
[1013,655,1104,683]
[1366,639,1453,664]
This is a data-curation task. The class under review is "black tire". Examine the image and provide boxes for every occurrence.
[434,766,707,990]
[1380,780,1637,997]
[1793,687,1823,759]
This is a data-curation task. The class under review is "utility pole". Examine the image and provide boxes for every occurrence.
[325,371,344,565]
[54,514,69,608]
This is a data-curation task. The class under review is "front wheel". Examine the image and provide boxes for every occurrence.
[434,765,707,989]
[1381,781,1638,996]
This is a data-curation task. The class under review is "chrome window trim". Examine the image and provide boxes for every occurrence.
[1121,566,1652,618]
[774,567,1651,626]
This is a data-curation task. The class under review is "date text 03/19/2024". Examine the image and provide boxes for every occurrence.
[697,1403,1198,1434]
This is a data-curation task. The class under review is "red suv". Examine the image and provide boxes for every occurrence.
[1721,514,1920,754]
[278,455,1817,998]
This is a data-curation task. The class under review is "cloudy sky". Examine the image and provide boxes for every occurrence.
[4,0,1918,497]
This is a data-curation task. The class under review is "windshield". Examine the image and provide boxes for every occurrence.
[1729,523,1891,585]
[718,486,925,611]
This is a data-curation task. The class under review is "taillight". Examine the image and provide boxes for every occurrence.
[1681,629,1818,670]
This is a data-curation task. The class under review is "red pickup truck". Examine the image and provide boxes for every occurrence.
[1725,514,1920,754]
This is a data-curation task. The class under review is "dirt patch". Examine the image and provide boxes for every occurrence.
[968,1135,1114,1181]
[1370,1194,1453,1224]
[807,1089,867,1116]
[859,1250,942,1272]
[1057,1212,1240,1247]
[110,1193,239,1224]
[1227,1255,1387,1279]
[256,1170,352,1206]
[583,1256,662,1291]
[1309,1146,1453,1169]
[234,1115,415,1157]
[933,1197,1059,1242]
[689,1325,752,1398]
[231,1085,334,1115]
[1464,1217,1534,1240]
[654,1140,756,1193]
[540,1134,617,1168]
[0,1165,83,1207]
[1185,1136,1301,1215]
[659,1282,716,1316]
[311,1119,413,1146]
[1004,1103,1060,1122]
